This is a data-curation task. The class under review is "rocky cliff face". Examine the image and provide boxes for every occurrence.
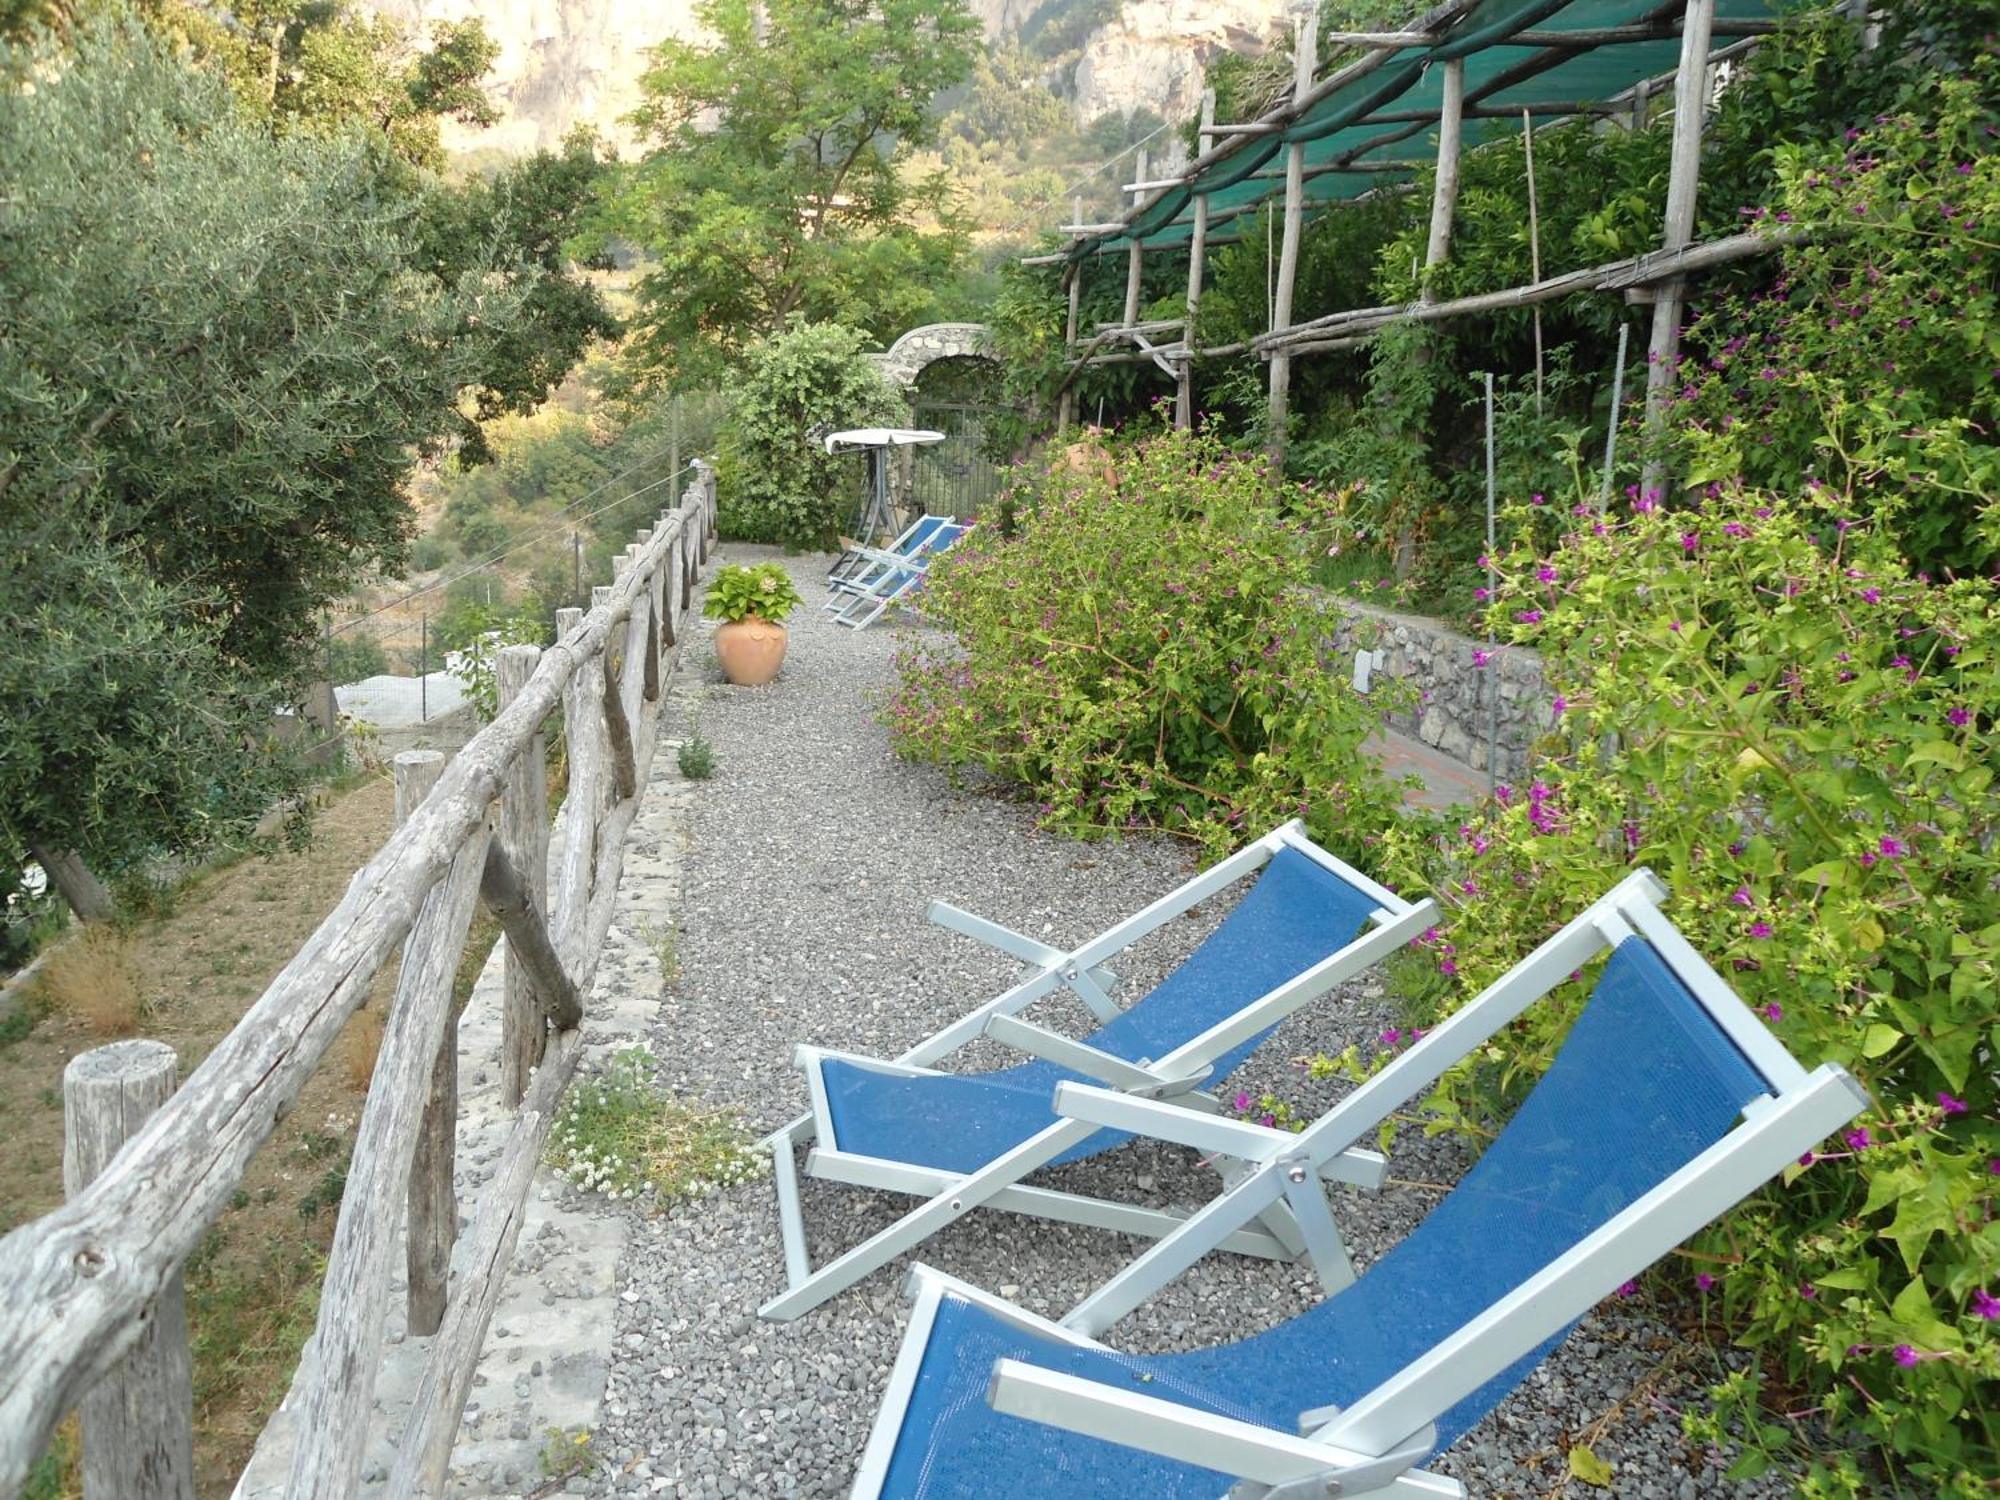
[355,0,1285,156]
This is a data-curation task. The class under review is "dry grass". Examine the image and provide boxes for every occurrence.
[336,1005,388,1095]
[38,926,144,1038]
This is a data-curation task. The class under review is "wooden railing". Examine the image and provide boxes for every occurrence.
[0,468,719,1500]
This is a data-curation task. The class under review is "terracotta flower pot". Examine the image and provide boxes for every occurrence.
[715,616,788,686]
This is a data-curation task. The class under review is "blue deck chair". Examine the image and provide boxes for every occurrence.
[827,514,954,599]
[829,521,971,630]
[761,821,1439,1321]
[851,869,1867,1498]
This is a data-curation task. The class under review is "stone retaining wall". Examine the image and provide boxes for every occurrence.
[1326,596,1549,782]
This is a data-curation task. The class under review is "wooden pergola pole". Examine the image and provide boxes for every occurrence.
[1177,90,1216,431]
[1265,9,1318,468]
[1640,0,1717,494]
[1423,57,1466,286]
[1058,194,1083,432]
[1122,149,1148,333]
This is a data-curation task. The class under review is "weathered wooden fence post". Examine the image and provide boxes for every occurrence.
[1265,8,1319,469]
[63,1041,195,1500]
[496,645,549,1107]
[400,750,455,1338]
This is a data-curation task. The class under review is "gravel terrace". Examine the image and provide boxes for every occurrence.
[580,546,1796,1499]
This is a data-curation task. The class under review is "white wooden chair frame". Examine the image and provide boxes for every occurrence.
[760,821,1440,1322]
[850,869,1868,1498]
[829,524,969,629]
[826,513,953,601]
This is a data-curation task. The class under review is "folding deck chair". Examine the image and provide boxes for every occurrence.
[762,821,1439,1322]
[828,514,954,594]
[851,868,1867,1498]
[828,520,971,630]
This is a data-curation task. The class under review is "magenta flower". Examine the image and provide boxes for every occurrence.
[1681,532,1700,553]
[1800,1283,1817,1300]
[1515,608,1542,624]
[1861,588,1882,604]
[1879,836,1906,859]
[1259,1112,1276,1128]
[1893,1345,1919,1368]
[1730,886,1754,907]
[1438,957,1457,976]
[1551,695,1568,718]
[1472,649,1492,667]
[1749,920,1774,940]
[1232,1091,1251,1111]
[1696,1272,1715,1292]
[1938,1092,1968,1116]
[1799,1150,1816,1167]
[1381,1028,1402,1048]
[1537,565,1558,583]
[1846,1126,1872,1151]
[1947,706,1971,727]
[1972,1289,2000,1321]
[1614,1281,1637,1298]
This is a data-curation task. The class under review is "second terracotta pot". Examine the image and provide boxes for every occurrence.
[715,616,789,686]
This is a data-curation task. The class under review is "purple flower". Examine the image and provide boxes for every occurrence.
[1551,695,1568,718]
[1846,1127,1872,1151]
[1474,586,1491,602]
[1472,648,1492,667]
[1681,532,1700,553]
[1991,1158,2000,1176]
[1438,957,1457,976]
[1893,1344,1919,1368]
[1800,1283,1818,1300]
[1615,1281,1637,1299]
[1381,1028,1402,1048]
[1537,564,1559,583]
[1879,836,1906,859]
[1696,1272,1716,1292]
[1763,1002,1783,1022]
[1232,1091,1251,1111]
[1731,886,1754,907]
[1259,1112,1276,1128]
[1947,706,1971,727]
[1515,608,1542,624]
[1749,920,1774,940]
[1938,1092,1968,1116]
[1799,1151,1816,1167]
[1972,1289,2000,1321]
[1861,588,1882,604]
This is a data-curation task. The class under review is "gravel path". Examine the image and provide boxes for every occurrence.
[581,547,1795,1499]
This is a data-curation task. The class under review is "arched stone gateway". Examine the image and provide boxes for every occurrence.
[871,322,993,390]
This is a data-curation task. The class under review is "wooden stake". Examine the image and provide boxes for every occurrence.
[1523,109,1545,411]
[64,1042,194,1500]
[496,644,548,1107]
[1266,8,1318,468]
[1059,196,1084,432]
[1178,90,1216,432]
[1641,0,1717,492]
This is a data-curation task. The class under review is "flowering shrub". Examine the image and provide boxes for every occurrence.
[1381,482,1998,1491]
[885,425,1407,863]
[1671,71,2000,578]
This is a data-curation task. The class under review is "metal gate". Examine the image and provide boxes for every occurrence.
[907,401,1007,520]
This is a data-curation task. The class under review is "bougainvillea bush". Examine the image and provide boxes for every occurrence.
[885,425,1407,863]
[1376,481,1998,1493]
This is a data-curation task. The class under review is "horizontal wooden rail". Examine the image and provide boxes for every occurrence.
[0,469,718,1500]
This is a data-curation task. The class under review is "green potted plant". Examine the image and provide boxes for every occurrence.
[705,561,804,686]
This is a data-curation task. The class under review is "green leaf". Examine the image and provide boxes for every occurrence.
[1796,859,1851,889]
[1906,741,1968,772]
[1859,1023,1902,1058]
[1567,1446,1615,1487]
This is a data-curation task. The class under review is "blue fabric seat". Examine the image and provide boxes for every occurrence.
[877,939,1771,1498]
[817,845,1382,1176]
[830,516,952,597]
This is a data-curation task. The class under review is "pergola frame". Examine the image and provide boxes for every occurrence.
[1035,0,1820,471]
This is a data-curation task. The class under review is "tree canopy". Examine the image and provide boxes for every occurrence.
[602,0,979,391]
[0,18,605,900]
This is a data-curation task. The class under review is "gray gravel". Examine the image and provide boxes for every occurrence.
[584,547,1796,1498]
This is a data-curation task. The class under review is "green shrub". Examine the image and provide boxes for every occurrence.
[715,320,903,548]
[325,633,389,684]
[1375,478,1998,1493]
[886,424,1408,863]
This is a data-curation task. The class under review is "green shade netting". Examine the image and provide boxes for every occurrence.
[1075,0,1777,257]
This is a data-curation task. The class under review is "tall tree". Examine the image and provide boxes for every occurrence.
[0,19,550,904]
[603,0,979,391]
